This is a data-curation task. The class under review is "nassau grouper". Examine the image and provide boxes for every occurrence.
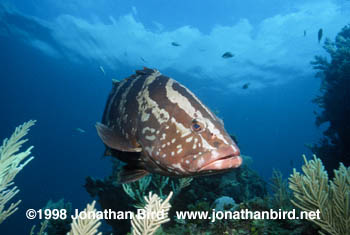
[96,67,242,183]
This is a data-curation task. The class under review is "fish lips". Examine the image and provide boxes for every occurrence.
[186,146,242,173]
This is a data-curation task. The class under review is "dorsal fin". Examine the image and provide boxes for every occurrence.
[136,67,155,75]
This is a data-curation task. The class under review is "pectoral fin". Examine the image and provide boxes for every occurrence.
[118,167,149,183]
[95,122,142,152]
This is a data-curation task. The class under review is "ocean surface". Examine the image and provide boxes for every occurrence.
[0,0,349,234]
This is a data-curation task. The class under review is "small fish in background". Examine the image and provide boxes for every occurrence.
[242,83,250,89]
[96,67,242,183]
[99,66,106,75]
[75,128,86,133]
[140,57,147,63]
[304,30,307,37]
[222,52,234,59]
[213,109,220,116]
[318,28,323,43]
[171,42,181,47]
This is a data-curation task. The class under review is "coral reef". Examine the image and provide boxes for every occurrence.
[166,195,315,235]
[162,164,320,235]
[43,199,73,234]
[85,154,267,234]
[212,196,237,211]
[289,154,350,235]
[0,120,36,224]
[0,121,175,235]
[310,24,350,173]
[84,159,193,234]
[84,174,133,234]
[65,192,172,235]
[30,192,172,235]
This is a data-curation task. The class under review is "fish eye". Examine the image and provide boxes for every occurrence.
[193,123,201,131]
[191,119,204,132]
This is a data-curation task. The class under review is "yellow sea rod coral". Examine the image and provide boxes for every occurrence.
[289,154,350,235]
[67,192,172,235]
[68,201,102,235]
[0,120,36,224]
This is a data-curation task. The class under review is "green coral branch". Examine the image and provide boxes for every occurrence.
[30,220,49,235]
[122,175,153,208]
[171,177,193,197]
[269,169,292,210]
[152,175,169,198]
[122,175,193,208]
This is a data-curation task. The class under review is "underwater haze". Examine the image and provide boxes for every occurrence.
[0,0,349,234]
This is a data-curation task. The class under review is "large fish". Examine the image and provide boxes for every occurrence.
[96,68,242,183]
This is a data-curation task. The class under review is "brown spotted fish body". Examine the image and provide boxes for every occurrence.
[96,68,242,183]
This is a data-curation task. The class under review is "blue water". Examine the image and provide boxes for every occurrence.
[1,0,348,234]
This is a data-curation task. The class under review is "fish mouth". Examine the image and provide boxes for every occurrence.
[198,146,242,172]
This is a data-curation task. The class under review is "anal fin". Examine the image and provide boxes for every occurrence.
[95,122,141,152]
[118,167,149,183]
